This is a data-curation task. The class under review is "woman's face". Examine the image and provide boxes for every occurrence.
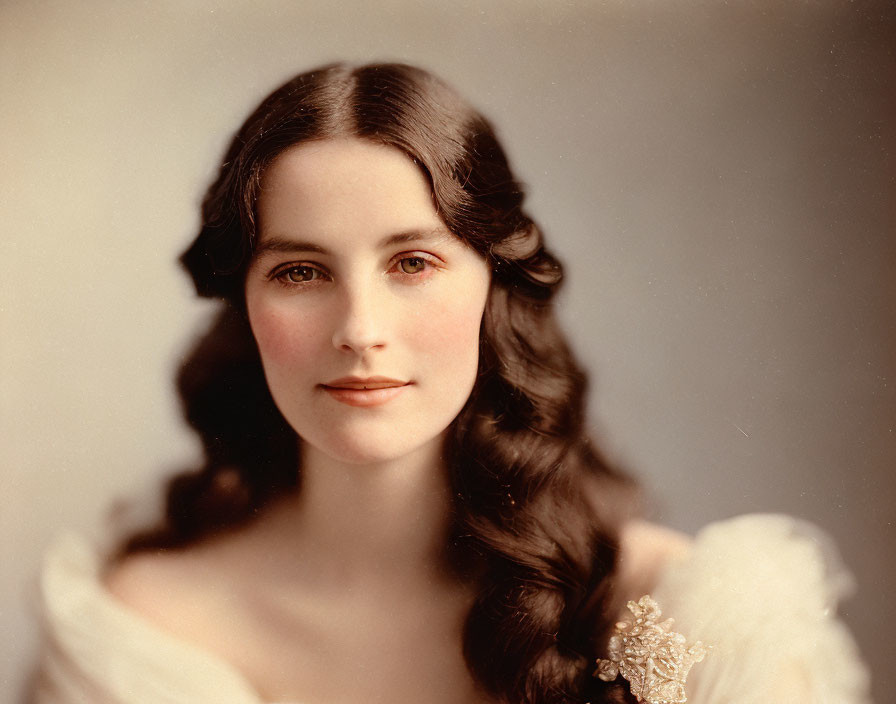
[245,138,491,466]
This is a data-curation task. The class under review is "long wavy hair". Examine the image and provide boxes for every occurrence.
[123,62,638,704]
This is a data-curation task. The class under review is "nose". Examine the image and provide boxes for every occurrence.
[331,283,388,355]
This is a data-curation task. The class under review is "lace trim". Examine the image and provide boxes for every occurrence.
[594,595,708,704]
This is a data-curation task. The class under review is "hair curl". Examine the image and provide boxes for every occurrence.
[124,63,638,704]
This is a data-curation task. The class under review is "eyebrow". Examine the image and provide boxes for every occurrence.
[252,227,453,259]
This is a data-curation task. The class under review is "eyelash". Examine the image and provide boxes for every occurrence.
[269,253,439,288]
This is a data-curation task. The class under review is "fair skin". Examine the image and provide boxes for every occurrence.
[106,138,689,704]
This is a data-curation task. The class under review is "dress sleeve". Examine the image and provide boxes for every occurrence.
[33,532,264,704]
[650,514,871,704]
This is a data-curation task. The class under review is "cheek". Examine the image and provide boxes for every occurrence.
[248,304,324,370]
[411,285,487,374]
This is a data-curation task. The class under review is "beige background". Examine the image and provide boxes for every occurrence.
[2,1,893,701]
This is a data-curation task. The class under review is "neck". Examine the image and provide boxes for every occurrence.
[263,435,457,584]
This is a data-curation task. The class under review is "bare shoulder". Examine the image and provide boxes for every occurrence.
[620,520,691,560]
[105,550,194,614]
[103,545,236,641]
[616,520,692,599]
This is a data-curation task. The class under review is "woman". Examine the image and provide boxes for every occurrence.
[36,63,870,704]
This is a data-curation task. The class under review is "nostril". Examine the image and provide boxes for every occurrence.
[332,322,386,354]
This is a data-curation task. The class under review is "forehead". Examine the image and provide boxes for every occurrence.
[256,138,444,249]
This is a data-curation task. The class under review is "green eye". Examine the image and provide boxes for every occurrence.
[399,257,427,274]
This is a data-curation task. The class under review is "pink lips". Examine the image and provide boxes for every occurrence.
[320,376,411,407]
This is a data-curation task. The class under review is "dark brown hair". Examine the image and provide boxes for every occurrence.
[125,62,637,704]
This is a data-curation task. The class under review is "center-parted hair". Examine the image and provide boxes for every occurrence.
[124,63,638,704]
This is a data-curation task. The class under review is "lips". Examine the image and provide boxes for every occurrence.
[320,376,411,407]
[322,376,409,390]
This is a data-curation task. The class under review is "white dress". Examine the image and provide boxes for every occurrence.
[32,515,872,703]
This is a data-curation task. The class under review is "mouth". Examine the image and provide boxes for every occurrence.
[320,377,412,407]
[322,376,410,390]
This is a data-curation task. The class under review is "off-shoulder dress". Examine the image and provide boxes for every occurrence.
[33,514,872,703]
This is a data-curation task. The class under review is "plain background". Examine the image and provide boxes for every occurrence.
[2,1,893,701]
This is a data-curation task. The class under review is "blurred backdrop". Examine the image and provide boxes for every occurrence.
[2,1,893,701]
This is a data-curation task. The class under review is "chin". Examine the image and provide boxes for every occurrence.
[301,427,446,467]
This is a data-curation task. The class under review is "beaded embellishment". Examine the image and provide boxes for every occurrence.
[594,595,708,704]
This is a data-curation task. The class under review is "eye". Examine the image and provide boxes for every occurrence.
[397,256,428,275]
[273,264,326,285]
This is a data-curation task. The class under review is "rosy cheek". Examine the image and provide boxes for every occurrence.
[249,304,322,366]
[413,289,486,360]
